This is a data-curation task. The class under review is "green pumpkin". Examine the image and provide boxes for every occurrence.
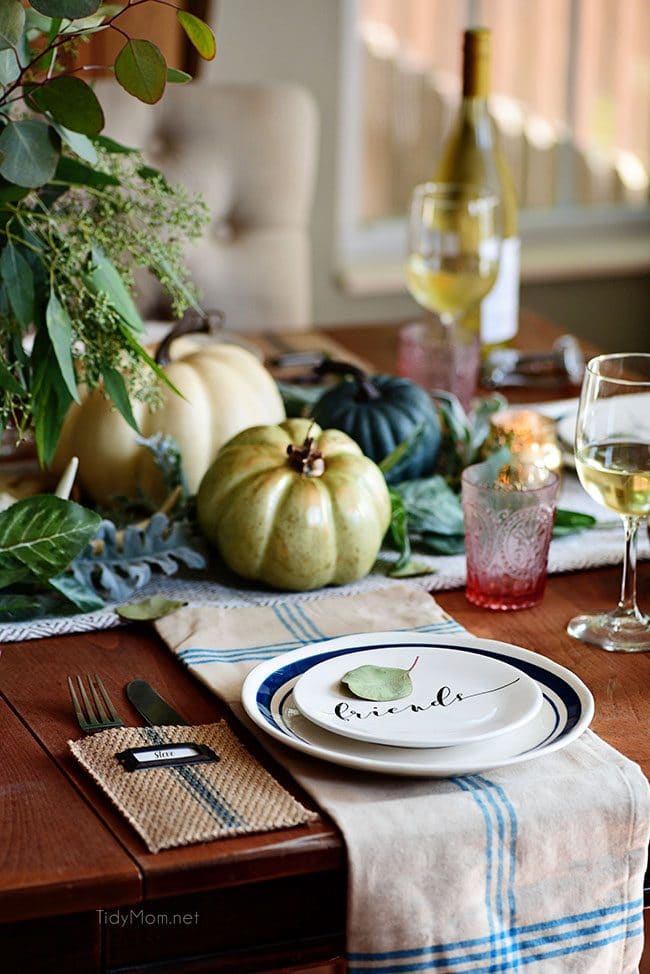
[196,418,391,592]
[311,365,441,484]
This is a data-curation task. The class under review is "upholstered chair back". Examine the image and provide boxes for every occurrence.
[97,81,319,331]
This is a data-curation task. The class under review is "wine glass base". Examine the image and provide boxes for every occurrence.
[567,611,650,653]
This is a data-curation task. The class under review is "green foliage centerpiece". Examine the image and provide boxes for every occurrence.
[0,1,215,621]
[0,0,215,464]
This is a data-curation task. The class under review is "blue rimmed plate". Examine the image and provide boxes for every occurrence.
[241,631,594,777]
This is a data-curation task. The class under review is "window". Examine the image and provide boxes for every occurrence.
[337,0,650,286]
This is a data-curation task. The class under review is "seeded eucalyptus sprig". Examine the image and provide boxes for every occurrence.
[0,1,216,465]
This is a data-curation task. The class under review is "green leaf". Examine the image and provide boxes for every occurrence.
[387,487,411,570]
[52,125,99,164]
[0,120,60,189]
[379,424,425,477]
[341,660,418,702]
[137,163,172,190]
[0,244,35,328]
[116,320,184,399]
[48,573,105,611]
[420,532,465,555]
[30,1,102,17]
[166,67,192,84]
[176,11,216,60]
[115,39,167,104]
[0,48,20,84]
[552,510,598,537]
[24,9,55,33]
[0,592,56,623]
[387,559,434,578]
[0,0,25,52]
[85,243,144,334]
[554,508,597,529]
[0,495,102,588]
[32,77,104,136]
[30,327,72,467]
[59,4,122,31]
[102,365,139,433]
[0,359,23,396]
[394,476,464,536]
[32,372,72,468]
[0,177,30,203]
[46,289,80,404]
[149,250,202,313]
[116,595,187,621]
[54,154,119,187]
[92,134,138,154]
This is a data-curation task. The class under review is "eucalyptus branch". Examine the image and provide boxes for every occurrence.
[0,0,184,109]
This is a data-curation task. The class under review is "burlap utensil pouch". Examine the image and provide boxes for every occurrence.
[69,721,317,852]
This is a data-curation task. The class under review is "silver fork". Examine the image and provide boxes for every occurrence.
[67,674,124,734]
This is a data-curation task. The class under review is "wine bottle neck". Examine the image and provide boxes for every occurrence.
[462,28,491,99]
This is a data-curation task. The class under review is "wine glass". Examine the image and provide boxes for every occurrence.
[567,353,650,652]
[403,182,500,407]
[406,182,500,328]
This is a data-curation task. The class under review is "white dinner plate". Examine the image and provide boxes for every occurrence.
[291,645,542,748]
[555,392,650,470]
[241,631,594,777]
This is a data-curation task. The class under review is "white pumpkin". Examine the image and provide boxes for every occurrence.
[52,336,286,505]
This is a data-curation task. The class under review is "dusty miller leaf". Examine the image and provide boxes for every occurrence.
[67,513,205,602]
[135,432,189,498]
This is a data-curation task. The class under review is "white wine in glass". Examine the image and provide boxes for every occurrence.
[406,182,500,327]
[568,353,650,651]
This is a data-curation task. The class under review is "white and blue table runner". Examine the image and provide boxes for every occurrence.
[156,584,649,973]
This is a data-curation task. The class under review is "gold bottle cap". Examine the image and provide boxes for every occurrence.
[463,28,491,99]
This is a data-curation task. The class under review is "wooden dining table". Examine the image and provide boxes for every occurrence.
[0,313,648,974]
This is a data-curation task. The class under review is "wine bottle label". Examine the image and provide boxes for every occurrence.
[480,237,520,344]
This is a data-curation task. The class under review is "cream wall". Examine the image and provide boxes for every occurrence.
[206,0,649,350]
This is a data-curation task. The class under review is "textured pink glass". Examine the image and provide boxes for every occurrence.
[398,320,480,412]
[461,464,560,611]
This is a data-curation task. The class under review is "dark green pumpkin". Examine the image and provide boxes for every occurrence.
[311,365,441,484]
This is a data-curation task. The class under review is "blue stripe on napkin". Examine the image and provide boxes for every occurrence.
[346,760,641,972]
[176,612,464,666]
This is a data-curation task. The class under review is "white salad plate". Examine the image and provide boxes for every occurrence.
[241,631,594,777]
[291,645,542,748]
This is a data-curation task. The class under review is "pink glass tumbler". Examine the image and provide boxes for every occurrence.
[461,463,560,610]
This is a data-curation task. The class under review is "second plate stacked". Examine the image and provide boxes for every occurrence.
[292,645,542,749]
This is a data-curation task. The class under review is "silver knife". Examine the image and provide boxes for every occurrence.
[126,680,188,726]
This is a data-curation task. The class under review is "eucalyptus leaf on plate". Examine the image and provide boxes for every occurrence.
[341,658,419,702]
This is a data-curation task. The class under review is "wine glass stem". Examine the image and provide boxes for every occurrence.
[440,314,457,329]
[617,516,643,620]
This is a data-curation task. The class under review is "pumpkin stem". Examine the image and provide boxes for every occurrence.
[286,437,325,477]
[313,360,382,402]
[155,309,225,365]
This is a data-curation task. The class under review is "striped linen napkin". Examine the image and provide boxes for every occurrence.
[156,584,649,973]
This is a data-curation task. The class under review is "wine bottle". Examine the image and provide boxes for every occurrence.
[434,27,520,346]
